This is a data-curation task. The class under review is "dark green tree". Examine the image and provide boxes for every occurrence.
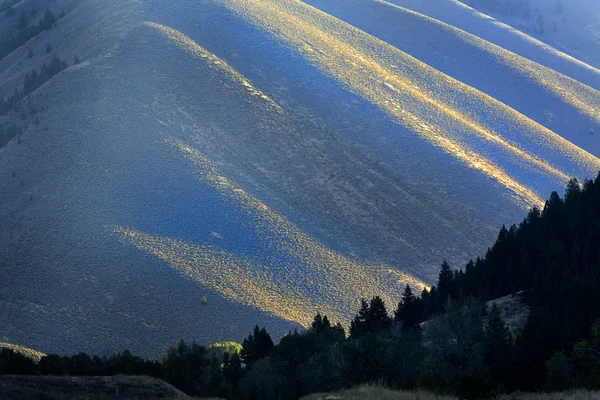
[350,297,391,337]
[485,304,514,389]
[241,325,274,366]
[394,284,421,331]
[437,261,456,310]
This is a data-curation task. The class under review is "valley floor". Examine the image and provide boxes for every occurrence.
[302,385,600,400]
[0,375,218,400]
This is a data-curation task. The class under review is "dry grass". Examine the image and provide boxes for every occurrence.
[302,386,456,400]
[485,291,530,332]
[301,385,600,400]
[0,375,220,400]
[0,343,46,362]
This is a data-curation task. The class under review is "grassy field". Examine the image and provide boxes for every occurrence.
[0,375,220,400]
[301,385,600,400]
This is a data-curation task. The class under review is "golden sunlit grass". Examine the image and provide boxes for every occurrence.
[144,22,284,116]
[213,0,600,209]
[109,5,598,342]
[375,0,600,125]
[114,139,428,328]
[301,385,600,400]
[445,0,600,79]
[0,343,46,362]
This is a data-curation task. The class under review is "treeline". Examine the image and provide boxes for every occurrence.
[0,54,67,116]
[0,55,68,147]
[1,174,600,399]
[0,8,56,60]
[416,175,600,390]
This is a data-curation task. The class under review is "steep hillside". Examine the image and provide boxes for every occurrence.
[458,0,600,68]
[1,0,599,358]
[304,0,600,156]
[388,0,600,91]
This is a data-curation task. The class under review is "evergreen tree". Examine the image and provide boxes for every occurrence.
[437,261,456,310]
[367,296,392,332]
[395,284,421,331]
[350,297,391,337]
[241,325,274,366]
[485,304,514,389]
[312,313,324,331]
[0,348,36,375]
[349,298,370,338]
[222,352,243,383]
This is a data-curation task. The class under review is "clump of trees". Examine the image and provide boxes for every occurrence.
[0,8,56,60]
[1,174,600,399]
[21,55,68,95]
[0,55,68,116]
[0,55,68,149]
[0,54,68,143]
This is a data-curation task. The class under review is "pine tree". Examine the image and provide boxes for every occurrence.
[565,178,581,204]
[367,296,392,333]
[350,298,370,338]
[223,352,243,383]
[485,304,514,388]
[437,261,456,310]
[395,285,420,331]
[312,313,323,331]
[241,325,274,366]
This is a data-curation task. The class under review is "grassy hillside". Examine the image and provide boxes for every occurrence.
[0,343,45,362]
[0,375,218,400]
[1,0,600,358]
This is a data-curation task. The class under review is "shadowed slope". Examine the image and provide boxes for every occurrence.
[212,0,600,205]
[114,137,426,327]
[2,0,600,358]
[387,0,600,91]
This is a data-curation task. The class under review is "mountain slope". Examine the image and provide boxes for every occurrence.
[0,0,599,357]
[387,0,600,91]
[303,0,600,156]
[458,0,600,68]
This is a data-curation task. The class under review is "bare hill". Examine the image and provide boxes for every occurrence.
[0,0,599,357]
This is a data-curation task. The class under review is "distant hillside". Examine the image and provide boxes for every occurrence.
[458,0,600,68]
[1,0,600,358]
